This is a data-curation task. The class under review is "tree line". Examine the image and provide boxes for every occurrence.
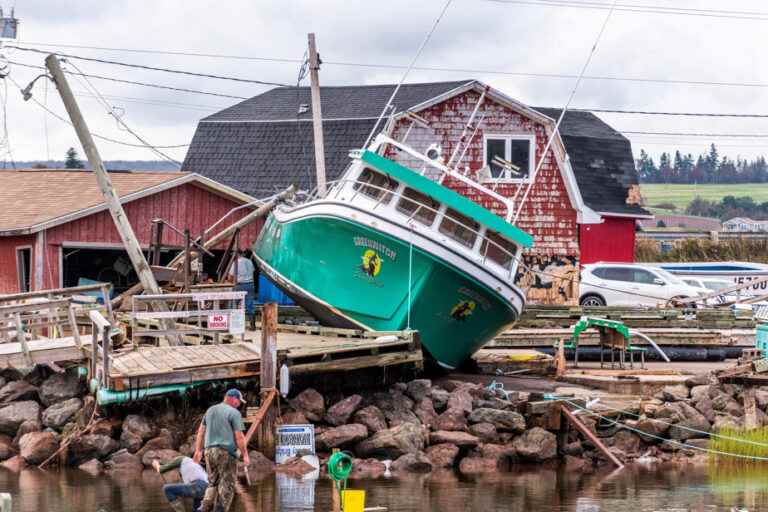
[685,195,768,221]
[636,143,768,184]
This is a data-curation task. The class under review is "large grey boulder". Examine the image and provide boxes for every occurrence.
[405,379,432,402]
[447,390,473,414]
[660,385,689,402]
[353,406,387,434]
[0,401,40,436]
[0,381,38,404]
[413,398,438,427]
[355,422,425,459]
[324,395,363,426]
[123,414,156,441]
[19,431,58,465]
[425,443,459,468]
[104,449,143,473]
[512,427,557,462]
[141,449,182,467]
[391,452,433,473]
[39,372,83,406]
[70,434,119,463]
[468,408,526,433]
[316,424,368,451]
[433,408,467,431]
[291,388,325,422]
[42,398,82,429]
[429,431,479,448]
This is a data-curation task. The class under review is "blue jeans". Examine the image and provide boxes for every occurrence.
[164,480,208,511]
[235,282,256,315]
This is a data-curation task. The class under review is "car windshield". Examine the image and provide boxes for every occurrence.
[652,268,687,286]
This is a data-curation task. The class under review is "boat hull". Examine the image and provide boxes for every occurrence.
[253,211,522,369]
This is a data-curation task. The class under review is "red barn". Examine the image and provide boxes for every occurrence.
[183,80,651,304]
[0,169,259,294]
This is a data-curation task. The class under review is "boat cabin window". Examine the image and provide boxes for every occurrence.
[396,187,439,226]
[439,208,479,248]
[480,230,516,269]
[353,168,397,204]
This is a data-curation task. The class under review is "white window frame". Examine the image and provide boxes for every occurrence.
[482,133,536,183]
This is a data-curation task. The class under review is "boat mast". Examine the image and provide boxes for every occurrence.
[308,33,327,196]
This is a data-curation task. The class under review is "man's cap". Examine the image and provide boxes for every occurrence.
[226,388,247,403]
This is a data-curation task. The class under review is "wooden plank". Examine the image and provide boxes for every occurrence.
[244,388,277,447]
[289,351,423,375]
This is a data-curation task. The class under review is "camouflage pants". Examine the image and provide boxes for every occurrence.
[201,447,237,512]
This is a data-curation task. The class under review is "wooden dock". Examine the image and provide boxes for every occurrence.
[491,327,754,349]
[103,325,422,391]
[0,335,94,369]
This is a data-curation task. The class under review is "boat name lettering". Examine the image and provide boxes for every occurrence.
[458,287,492,311]
[353,237,397,261]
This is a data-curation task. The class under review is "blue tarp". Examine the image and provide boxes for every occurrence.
[257,275,293,305]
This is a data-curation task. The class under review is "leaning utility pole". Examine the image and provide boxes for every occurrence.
[307,33,327,196]
[45,54,180,343]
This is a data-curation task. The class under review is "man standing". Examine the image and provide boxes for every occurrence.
[228,249,258,330]
[152,456,208,512]
[193,389,251,512]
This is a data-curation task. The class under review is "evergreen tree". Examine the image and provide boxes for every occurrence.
[64,147,84,169]
[659,152,672,183]
[636,150,659,182]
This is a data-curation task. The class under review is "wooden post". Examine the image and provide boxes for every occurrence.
[66,304,82,350]
[331,448,341,512]
[308,33,327,196]
[150,220,164,266]
[102,325,111,388]
[44,55,180,344]
[745,387,758,430]
[258,302,278,459]
[561,405,624,469]
[184,229,191,292]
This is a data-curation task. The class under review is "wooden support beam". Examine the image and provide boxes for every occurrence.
[561,404,624,469]
[258,303,278,458]
[244,388,277,447]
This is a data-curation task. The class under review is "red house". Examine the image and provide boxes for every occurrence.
[183,80,651,304]
[0,169,259,294]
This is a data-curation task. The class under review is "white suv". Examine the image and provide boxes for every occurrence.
[579,263,705,307]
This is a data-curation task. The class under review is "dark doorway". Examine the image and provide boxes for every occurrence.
[15,247,31,292]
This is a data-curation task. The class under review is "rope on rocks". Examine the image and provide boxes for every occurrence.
[549,394,768,449]
[560,398,768,462]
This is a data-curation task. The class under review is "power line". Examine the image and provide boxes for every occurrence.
[6,59,247,100]
[6,75,190,149]
[623,130,768,138]
[578,108,768,119]
[481,0,768,21]
[16,42,768,92]
[5,46,293,87]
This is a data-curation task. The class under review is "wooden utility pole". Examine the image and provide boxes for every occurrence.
[258,302,278,458]
[307,33,327,196]
[45,55,180,342]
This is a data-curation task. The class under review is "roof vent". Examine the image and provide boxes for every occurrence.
[298,104,309,115]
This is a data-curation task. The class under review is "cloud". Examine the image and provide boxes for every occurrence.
[0,0,767,163]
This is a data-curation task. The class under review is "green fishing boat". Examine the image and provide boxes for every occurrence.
[253,134,533,369]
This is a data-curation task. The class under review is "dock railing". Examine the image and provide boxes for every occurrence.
[130,291,247,346]
[89,309,113,390]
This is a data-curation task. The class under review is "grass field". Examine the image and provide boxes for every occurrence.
[640,183,768,210]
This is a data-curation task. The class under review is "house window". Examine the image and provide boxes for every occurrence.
[439,208,479,248]
[483,134,535,181]
[353,168,397,204]
[396,187,440,226]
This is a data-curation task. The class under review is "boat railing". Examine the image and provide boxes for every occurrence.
[301,178,521,281]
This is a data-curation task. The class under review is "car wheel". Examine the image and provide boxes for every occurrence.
[580,294,606,307]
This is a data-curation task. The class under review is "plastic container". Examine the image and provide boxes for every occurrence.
[756,323,768,356]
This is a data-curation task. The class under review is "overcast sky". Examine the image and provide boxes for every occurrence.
[3,0,768,165]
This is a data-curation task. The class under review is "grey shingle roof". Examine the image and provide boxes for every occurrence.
[182,82,649,217]
[533,108,650,216]
[204,80,474,122]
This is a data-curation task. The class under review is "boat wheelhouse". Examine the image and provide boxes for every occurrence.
[253,134,533,369]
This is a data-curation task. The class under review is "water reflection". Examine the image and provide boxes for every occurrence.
[0,463,767,511]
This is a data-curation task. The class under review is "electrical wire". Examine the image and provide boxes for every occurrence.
[514,0,618,223]
[4,59,248,100]
[480,0,768,21]
[363,0,455,147]
[5,45,293,87]
[6,74,190,149]
[65,59,182,165]
[17,43,768,93]
[623,130,768,139]
[580,108,768,119]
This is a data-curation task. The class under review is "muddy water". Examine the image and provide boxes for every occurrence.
[1,463,767,511]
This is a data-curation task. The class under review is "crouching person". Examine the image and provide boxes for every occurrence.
[152,456,208,512]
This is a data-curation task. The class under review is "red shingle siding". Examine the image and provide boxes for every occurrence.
[389,90,580,303]
[0,235,35,293]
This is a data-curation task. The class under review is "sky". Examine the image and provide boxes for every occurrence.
[3,0,768,166]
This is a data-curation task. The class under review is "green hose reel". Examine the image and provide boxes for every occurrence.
[327,451,353,487]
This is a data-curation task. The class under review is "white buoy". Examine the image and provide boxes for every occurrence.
[279,364,290,397]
